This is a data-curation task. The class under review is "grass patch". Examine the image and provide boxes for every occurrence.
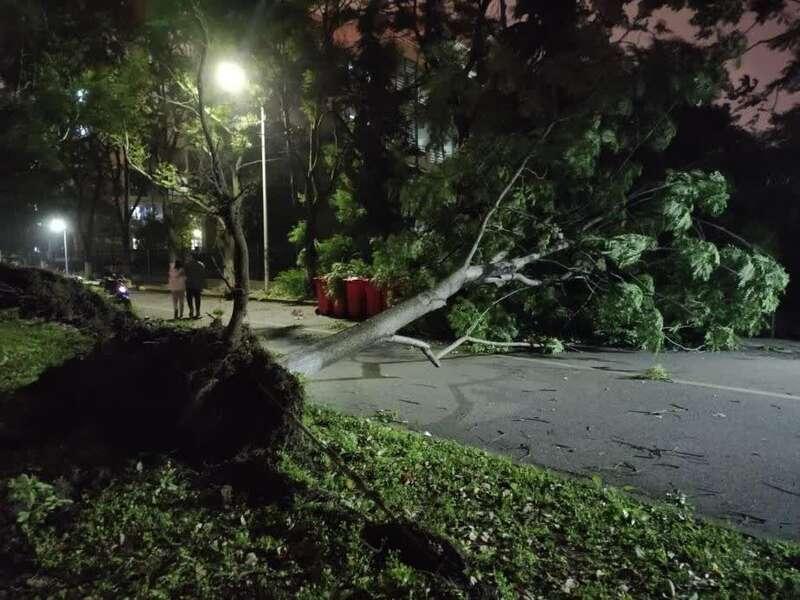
[3,404,799,598]
[632,363,672,382]
[0,312,92,395]
[328,319,352,331]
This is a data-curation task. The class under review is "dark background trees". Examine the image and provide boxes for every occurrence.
[0,0,797,349]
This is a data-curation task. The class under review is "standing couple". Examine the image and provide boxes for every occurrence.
[168,253,207,320]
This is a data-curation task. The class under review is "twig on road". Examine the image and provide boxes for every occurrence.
[762,481,800,498]
[512,416,552,424]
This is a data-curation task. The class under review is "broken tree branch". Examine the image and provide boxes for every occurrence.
[437,337,542,360]
[463,123,558,268]
[387,335,441,368]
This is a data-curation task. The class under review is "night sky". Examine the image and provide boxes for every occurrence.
[626,5,799,128]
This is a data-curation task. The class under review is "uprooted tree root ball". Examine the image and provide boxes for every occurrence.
[3,325,304,470]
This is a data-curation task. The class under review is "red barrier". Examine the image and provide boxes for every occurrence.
[332,297,347,317]
[314,277,333,315]
[345,278,367,320]
[364,280,385,317]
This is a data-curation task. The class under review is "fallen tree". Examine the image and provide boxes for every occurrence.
[281,151,573,376]
[280,156,788,377]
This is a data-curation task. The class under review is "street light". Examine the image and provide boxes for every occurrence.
[48,217,69,276]
[215,60,269,291]
[215,62,247,95]
[191,228,203,251]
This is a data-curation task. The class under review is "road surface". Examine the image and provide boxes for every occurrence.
[132,290,800,539]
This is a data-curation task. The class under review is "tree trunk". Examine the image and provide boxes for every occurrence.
[76,159,104,277]
[282,265,478,375]
[120,147,134,274]
[222,199,250,344]
[214,219,236,286]
[162,194,180,263]
[120,222,132,275]
[110,146,138,275]
[304,203,319,288]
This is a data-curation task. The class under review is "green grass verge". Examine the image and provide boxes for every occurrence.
[3,405,798,598]
[1,316,798,598]
[0,312,93,395]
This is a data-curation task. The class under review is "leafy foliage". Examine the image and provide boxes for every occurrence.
[595,282,665,351]
[633,364,672,382]
[316,235,359,274]
[605,234,656,268]
[447,294,519,353]
[7,474,73,535]
[260,268,309,301]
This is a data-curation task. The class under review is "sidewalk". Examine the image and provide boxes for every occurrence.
[130,289,346,337]
[134,278,316,305]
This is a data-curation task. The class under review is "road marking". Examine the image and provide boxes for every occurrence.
[502,355,799,401]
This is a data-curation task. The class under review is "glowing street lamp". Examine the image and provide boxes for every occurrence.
[48,217,69,276]
[191,228,203,250]
[215,60,269,291]
[215,62,247,95]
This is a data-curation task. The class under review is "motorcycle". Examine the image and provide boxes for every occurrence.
[99,273,132,306]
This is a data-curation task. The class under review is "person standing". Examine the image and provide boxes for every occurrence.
[168,259,186,320]
[184,252,207,320]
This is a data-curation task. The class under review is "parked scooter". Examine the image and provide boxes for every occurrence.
[99,272,131,306]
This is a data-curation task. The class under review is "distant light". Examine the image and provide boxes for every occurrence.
[192,228,202,238]
[118,285,128,294]
[216,61,247,94]
[49,218,67,234]
[75,125,90,138]
[76,88,88,103]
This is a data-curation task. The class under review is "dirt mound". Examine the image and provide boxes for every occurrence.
[0,264,136,338]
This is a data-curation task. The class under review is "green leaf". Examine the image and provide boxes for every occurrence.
[604,234,655,268]
[737,258,755,288]
[678,238,720,281]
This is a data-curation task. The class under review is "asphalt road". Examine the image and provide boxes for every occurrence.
[132,290,800,540]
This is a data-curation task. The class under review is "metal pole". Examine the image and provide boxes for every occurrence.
[63,229,70,276]
[260,104,269,291]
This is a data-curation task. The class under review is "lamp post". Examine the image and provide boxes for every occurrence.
[215,61,269,291]
[48,218,69,276]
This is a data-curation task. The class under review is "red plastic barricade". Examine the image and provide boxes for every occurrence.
[332,297,347,317]
[364,280,385,317]
[314,277,333,315]
[345,278,367,320]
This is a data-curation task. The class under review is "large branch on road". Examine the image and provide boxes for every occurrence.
[280,246,568,376]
